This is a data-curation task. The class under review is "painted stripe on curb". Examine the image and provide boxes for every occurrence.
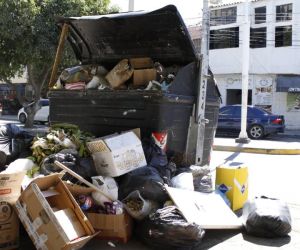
[213,145,300,155]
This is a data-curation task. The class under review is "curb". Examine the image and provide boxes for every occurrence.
[213,145,300,155]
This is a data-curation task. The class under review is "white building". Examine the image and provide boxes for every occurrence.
[209,0,300,129]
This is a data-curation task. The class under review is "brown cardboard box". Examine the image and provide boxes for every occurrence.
[0,171,25,250]
[105,59,134,89]
[87,213,132,243]
[129,58,153,69]
[66,183,133,243]
[129,57,157,86]
[15,174,97,250]
[133,69,157,86]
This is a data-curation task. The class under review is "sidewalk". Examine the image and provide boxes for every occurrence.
[213,136,300,155]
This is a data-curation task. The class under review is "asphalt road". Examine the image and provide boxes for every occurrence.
[216,131,300,143]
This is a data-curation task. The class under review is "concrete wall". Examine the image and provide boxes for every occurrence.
[210,0,300,75]
[215,73,299,129]
[272,92,300,130]
[210,0,300,129]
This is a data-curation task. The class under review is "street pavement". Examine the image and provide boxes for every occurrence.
[18,151,300,250]
[1,115,300,250]
[213,136,300,155]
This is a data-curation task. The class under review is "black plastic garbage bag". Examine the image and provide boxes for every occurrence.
[136,206,205,249]
[242,196,292,238]
[40,151,97,182]
[118,166,168,203]
[0,124,34,166]
[64,157,97,183]
[142,138,168,168]
[40,152,76,175]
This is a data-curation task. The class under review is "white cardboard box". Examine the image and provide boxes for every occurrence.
[87,131,147,177]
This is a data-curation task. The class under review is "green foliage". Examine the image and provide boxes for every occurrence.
[0,0,117,82]
[0,0,37,80]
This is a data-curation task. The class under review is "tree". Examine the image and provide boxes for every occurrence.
[0,0,118,127]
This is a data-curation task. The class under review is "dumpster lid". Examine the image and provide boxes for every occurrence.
[57,5,197,65]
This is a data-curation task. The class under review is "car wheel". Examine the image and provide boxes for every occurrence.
[19,113,27,124]
[248,124,264,139]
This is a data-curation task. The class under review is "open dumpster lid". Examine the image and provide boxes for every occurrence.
[57,5,197,65]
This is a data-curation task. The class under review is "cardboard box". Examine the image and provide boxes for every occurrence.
[129,58,153,69]
[0,171,25,250]
[86,213,132,243]
[215,162,248,211]
[87,131,147,177]
[133,69,157,86]
[129,57,157,86]
[66,183,133,243]
[54,208,86,241]
[15,174,97,250]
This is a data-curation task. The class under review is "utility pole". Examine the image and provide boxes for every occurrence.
[128,0,134,11]
[236,0,251,143]
[185,0,210,165]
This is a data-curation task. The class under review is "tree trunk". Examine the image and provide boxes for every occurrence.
[24,64,51,128]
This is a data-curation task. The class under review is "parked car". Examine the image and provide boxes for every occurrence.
[18,99,49,124]
[217,105,285,139]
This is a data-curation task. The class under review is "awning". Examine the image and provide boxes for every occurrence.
[276,75,300,92]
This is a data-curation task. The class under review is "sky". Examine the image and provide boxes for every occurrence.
[109,0,237,25]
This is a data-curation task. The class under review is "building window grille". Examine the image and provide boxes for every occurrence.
[275,25,292,47]
[276,3,292,22]
[210,27,239,49]
[255,6,266,24]
[250,27,267,48]
[210,7,237,26]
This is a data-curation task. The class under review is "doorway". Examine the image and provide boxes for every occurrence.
[226,89,252,105]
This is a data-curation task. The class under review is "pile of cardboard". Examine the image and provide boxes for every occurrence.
[55,57,175,91]
[0,126,253,250]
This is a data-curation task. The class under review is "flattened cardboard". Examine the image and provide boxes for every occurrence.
[0,171,25,250]
[15,174,96,250]
[166,186,242,229]
[87,131,147,177]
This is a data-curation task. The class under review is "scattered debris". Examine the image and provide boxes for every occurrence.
[242,196,292,238]
[107,241,116,247]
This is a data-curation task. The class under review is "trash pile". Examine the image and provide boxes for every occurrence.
[54,57,179,92]
[0,124,292,250]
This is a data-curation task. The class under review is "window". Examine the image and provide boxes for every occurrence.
[255,6,266,24]
[219,106,234,115]
[210,7,237,26]
[250,27,266,48]
[276,4,292,22]
[275,26,292,47]
[210,27,239,49]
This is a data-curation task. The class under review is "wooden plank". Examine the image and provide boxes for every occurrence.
[166,186,242,229]
[54,161,116,202]
[49,23,69,88]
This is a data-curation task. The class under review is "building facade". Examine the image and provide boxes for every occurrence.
[209,0,300,129]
